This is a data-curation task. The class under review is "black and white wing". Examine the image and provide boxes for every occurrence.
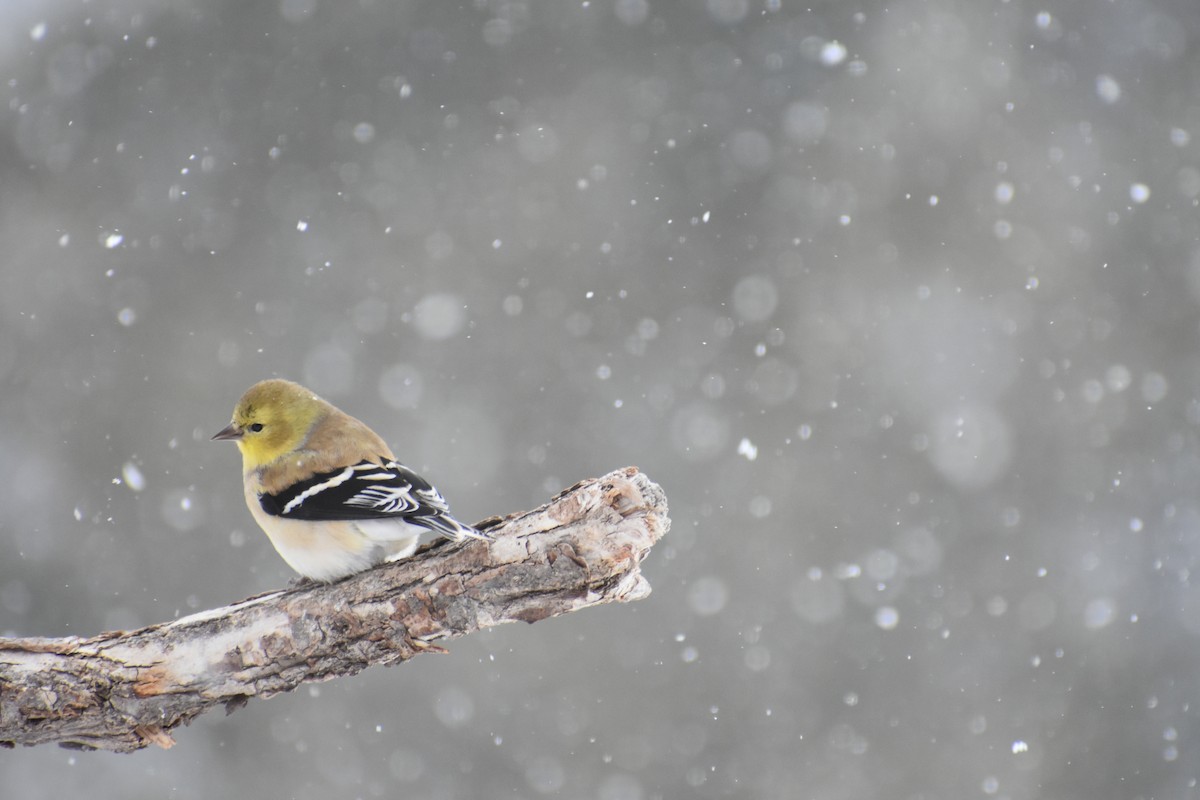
[259,459,485,541]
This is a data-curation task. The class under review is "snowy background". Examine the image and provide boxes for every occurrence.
[2,0,1199,797]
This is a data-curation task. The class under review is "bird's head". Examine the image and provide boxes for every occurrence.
[212,379,329,469]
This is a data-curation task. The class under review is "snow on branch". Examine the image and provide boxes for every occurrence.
[0,467,669,753]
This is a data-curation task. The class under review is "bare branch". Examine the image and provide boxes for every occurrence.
[0,467,669,753]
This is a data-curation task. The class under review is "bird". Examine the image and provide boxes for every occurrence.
[212,378,487,581]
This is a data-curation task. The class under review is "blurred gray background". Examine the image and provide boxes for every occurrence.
[2,0,1198,797]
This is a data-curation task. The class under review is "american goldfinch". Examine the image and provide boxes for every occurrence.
[212,378,487,581]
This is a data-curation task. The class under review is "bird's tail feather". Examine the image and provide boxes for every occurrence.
[424,513,491,542]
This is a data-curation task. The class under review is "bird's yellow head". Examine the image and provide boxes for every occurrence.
[212,379,330,469]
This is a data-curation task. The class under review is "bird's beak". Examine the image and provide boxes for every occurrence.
[211,423,243,441]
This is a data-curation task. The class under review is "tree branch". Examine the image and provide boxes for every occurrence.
[0,467,669,753]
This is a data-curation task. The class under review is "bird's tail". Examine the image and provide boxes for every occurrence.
[425,513,492,542]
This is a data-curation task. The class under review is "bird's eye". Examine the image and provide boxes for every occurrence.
[249,423,264,432]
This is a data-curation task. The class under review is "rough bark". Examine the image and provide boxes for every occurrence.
[0,467,668,753]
